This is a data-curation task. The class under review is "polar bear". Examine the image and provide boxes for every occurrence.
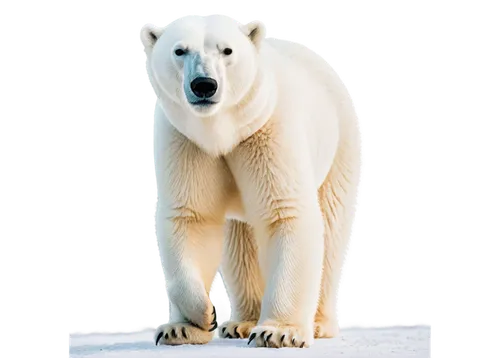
[140,14,361,348]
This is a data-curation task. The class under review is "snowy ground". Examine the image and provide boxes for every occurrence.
[70,325,430,358]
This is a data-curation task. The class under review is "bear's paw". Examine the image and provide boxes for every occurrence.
[154,322,214,346]
[247,322,313,348]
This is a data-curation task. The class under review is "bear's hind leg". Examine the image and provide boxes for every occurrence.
[315,131,361,338]
[219,220,264,339]
[314,177,342,338]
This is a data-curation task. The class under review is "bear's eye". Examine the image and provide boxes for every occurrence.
[223,48,233,56]
[174,48,186,56]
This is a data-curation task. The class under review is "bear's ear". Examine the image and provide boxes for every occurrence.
[242,21,266,48]
[140,23,164,50]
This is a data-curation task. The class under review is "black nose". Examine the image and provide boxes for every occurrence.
[190,77,218,98]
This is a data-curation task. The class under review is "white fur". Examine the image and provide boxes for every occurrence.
[141,14,361,348]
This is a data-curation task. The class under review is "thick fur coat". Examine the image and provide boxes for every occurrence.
[140,14,361,348]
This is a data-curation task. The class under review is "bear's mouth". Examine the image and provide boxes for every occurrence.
[189,99,218,106]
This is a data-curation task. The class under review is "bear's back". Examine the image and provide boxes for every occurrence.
[261,38,356,188]
[263,38,342,91]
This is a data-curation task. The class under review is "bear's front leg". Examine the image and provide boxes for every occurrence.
[153,117,232,346]
[227,124,325,348]
[154,212,224,345]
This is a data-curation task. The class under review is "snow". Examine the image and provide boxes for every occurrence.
[70,325,430,357]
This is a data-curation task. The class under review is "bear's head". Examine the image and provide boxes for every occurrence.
[140,15,266,118]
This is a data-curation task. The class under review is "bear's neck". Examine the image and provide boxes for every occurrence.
[164,65,277,157]
[227,65,278,146]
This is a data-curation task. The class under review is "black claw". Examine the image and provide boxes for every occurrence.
[208,305,219,332]
[265,333,272,342]
[165,333,169,340]
[181,327,187,339]
[222,327,226,334]
[280,334,286,343]
[292,338,296,345]
[300,342,305,348]
[260,331,266,338]
[248,332,257,345]
[208,321,219,332]
[171,329,177,338]
[189,320,202,330]
[208,319,219,332]
[155,332,163,346]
